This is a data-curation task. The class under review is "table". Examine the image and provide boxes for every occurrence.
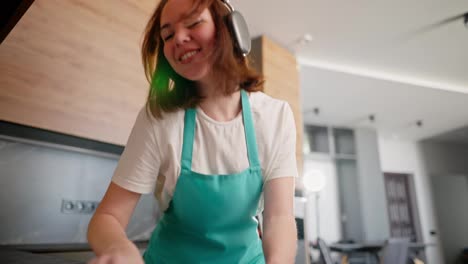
[328,242,382,264]
[311,241,435,264]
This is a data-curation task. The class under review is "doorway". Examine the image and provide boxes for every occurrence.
[383,172,422,242]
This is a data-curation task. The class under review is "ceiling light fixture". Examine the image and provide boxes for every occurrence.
[290,33,314,51]
[388,119,424,140]
[299,33,314,45]
[313,107,320,115]
[344,114,377,127]
[303,107,320,115]
[416,120,423,127]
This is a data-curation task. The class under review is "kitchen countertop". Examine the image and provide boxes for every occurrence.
[1,241,148,253]
[0,248,85,264]
[1,241,149,263]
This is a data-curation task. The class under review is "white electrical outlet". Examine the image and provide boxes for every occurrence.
[61,199,99,214]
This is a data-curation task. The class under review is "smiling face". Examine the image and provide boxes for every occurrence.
[160,0,216,82]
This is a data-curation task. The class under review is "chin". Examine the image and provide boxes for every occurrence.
[178,68,212,82]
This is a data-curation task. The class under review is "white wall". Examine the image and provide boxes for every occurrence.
[431,174,468,264]
[420,141,468,174]
[420,141,468,264]
[378,137,444,264]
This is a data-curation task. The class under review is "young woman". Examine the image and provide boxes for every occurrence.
[87,0,298,263]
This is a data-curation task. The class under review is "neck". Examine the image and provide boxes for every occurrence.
[196,78,241,122]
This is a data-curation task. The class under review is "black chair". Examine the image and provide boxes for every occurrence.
[380,237,410,264]
[317,238,335,264]
[295,217,308,264]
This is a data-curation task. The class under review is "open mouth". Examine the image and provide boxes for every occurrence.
[178,49,201,63]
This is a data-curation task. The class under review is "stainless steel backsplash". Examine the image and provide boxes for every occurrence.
[0,137,158,246]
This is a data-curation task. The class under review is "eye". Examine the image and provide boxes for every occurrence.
[188,19,202,28]
[162,33,174,41]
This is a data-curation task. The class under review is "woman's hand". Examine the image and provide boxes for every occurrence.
[87,183,144,264]
[87,245,144,264]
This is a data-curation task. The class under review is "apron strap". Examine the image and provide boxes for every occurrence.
[181,108,196,172]
[241,90,261,169]
[181,90,261,171]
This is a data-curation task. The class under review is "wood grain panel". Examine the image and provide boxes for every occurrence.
[250,36,304,178]
[0,0,157,145]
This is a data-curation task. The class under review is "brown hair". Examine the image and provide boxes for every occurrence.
[141,0,263,118]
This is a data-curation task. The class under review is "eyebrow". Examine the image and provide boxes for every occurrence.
[160,23,170,32]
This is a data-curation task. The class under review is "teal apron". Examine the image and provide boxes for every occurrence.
[143,90,265,264]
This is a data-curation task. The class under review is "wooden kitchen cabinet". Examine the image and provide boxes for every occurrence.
[249,36,304,177]
[0,1,304,161]
[0,0,156,145]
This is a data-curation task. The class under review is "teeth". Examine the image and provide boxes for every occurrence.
[180,50,198,62]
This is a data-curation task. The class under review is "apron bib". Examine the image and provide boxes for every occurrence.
[143,90,265,264]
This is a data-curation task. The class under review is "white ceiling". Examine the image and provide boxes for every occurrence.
[300,66,468,141]
[234,0,468,141]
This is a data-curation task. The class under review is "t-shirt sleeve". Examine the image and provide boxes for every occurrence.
[265,102,298,181]
[112,107,160,194]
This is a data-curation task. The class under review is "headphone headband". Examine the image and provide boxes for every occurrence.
[220,0,234,12]
[219,0,251,56]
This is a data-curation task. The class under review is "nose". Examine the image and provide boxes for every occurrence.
[174,28,191,46]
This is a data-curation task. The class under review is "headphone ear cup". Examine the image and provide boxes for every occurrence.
[225,10,251,56]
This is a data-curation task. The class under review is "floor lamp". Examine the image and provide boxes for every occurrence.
[303,169,326,262]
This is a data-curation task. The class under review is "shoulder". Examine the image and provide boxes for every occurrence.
[249,91,294,120]
[137,105,185,132]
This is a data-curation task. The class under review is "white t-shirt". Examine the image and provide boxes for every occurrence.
[112,91,298,213]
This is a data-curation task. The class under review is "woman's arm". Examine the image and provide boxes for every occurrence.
[262,177,297,264]
[87,182,144,264]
